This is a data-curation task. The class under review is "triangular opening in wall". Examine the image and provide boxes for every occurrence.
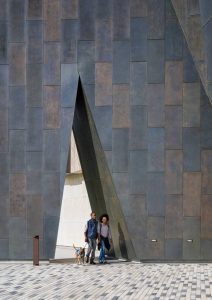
[55,78,136,260]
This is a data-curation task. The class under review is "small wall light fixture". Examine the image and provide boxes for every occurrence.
[151,239,157,242]
[186,239,193,243]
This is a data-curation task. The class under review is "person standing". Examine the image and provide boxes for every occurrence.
[84,212,98,264]
[98,214,112,264]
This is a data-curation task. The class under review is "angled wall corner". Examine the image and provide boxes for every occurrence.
[171,0,212,106]
[199,0,212,99]
[72,79,137,260]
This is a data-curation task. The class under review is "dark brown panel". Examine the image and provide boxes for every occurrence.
[9,43,26,86]
[165,239,182,259]
[96,0,112,19]
[26,108,43,151]
[183,82,200,127]
[183,217,200,260]
[165,20,183,60]
[113,0,130,39]
[147,84,164,127]
[147,128,164,172]
[10,174,26,217]
[165,150,183,194]
[79,0,95,40]
[130,18,147,62]
[147,172,165,216]
[8,0,25,42]
[201,150,212,194]
[61,0,78,19]
[61,19,78,63]
[130,105,147,150]
[0,21,7,63]
[26,64,42,107]
[0,0,8,20]
[165,61,183,105]
[112,85,130,128]
[148,216,165,240]
[130,0,147,17]
[148,0,165,39]
[0,108,8,152]
[146,216,165,259]
[0,65,8,108]
[166,195,182,238]
[44,43,60,85]
[43,86,60,129]
[95,18,112,62]
[43,130,60,171]
[27,20,42,63]
[0,153,8,174]
[95,63,112,106]
[0,195,9,238]
[26,171,41,195]
[44,0,60,41]
[201,195,212,239]
[130,62,147,105]
[129,150,147,194]
[183,128,200,171]
[165,106,182,149]
[147,40,164,83]
[27,0,43,19]
[9,86,26,129]
[43,172,61,216]
[183,172,201,216]
[113,41,130,84]
[112,129,129,172]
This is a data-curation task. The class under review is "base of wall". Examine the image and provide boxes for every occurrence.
[141,260,212,263]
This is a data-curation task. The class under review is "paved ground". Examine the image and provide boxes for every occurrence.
[0,262,212,299]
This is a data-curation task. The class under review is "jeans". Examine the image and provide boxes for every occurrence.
[86,238,96,260]
[99,239,105,263]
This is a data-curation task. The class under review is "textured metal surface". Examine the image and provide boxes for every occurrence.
[0,0,212,261]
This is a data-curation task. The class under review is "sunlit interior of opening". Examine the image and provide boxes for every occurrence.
[55,131,91,259]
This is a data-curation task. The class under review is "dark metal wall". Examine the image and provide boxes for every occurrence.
[73,82,136,259]
[0,0,212,260]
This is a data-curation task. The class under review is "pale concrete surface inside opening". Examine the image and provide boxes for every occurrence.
[55,132,91,259]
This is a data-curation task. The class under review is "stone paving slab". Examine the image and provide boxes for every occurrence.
[0,262,212,299]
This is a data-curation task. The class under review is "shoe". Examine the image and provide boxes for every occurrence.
[86,256,89,263]
[90,260,96,265]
